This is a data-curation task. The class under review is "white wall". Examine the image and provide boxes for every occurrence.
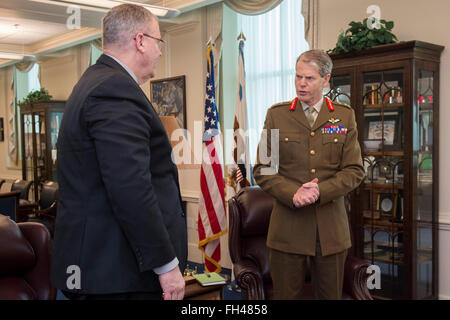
[318,0,450,299]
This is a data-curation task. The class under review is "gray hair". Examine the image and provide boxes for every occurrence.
[296,50,333,77]
[102,4,157,48]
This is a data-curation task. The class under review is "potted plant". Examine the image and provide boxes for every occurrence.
[18,88,52,106]
[328,18,398,54]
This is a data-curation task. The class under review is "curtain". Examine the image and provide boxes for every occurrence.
[206,3,223,81]
[237,0,309,164]
[15,60,36,73]
[5,67,17,166]
[224,0,284,15]
[15,64,41,103]
[89,42,103,66]
[12,64,41,167]
[91,38,102,51]
[302,0,319,49]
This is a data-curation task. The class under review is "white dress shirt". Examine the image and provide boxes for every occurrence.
[301,96,324,123]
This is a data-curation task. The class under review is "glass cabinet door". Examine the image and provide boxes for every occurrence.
[414,67,436,299]
[326,73,352,105]
[360,67,405,299]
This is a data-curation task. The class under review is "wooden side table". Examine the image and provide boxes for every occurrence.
[183,276,224,300]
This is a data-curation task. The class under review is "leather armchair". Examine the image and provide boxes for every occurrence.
[23,181,59,237]
[11,179,32,201]
[228,186,372,300]
[0,214,56,300]
[0,191,20,221]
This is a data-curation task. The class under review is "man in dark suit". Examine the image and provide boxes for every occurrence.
[51,4,187,300]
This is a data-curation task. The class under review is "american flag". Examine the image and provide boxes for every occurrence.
[197,44,227,273]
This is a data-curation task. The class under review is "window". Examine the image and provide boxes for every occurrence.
[227,0,309,166]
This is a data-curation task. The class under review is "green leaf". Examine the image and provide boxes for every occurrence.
[384,33,393,43]
[329,17,398,53]
[385,21,394,30]
[376,33,384,43]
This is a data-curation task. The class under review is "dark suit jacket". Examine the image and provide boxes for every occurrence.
[51,54,187,294]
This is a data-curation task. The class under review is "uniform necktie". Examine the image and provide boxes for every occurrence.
[306,106,315,127]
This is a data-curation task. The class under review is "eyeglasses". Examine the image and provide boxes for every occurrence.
[134,33,164,49]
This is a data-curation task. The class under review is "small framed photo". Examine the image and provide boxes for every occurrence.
[150,75,186,129]
[377,193,398,218]
[364,111,402,151]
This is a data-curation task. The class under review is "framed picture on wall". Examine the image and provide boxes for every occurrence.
[150,75,186,129]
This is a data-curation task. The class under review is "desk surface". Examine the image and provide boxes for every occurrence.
[184,276,225,300]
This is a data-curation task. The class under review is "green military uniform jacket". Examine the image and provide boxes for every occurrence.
[253,97,365,256]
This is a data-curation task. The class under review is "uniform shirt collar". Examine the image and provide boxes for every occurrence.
[105,54,138,84]
[301,96,324,113]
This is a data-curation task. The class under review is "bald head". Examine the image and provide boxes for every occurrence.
[102,4,157,50]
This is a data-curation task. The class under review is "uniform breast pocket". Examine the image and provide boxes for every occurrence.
[279,132,306,163]
[322,134,346,164]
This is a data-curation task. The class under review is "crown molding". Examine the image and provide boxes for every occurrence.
[0,27,100,66]
[156,0,222,12]
[164,21,199,35]
[29,27,101,55]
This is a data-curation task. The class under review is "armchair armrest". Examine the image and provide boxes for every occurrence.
[16,201,39,222]
[35,202,57,220]
[19,222,57,300]
[343,255,373,300]
[233,259,265,300]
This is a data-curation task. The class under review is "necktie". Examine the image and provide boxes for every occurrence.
[306,106,315,127]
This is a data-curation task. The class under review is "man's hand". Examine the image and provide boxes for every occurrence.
[293,178,320,208]
[158,266,185,300]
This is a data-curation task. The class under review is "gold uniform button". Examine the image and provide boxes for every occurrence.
[334,138,338,143]
[311,169,316,174]
[310,150,315,155]
[310,132,315,137]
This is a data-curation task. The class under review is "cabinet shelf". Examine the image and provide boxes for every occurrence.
[364,151,404,156]
[363,183,404,190]
[364,219,403,230]
[363,103,405,109]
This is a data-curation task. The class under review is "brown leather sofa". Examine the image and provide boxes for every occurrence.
[0,214,56,300]
[228,186,372,300]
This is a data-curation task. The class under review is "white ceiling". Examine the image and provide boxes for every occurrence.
[0,15,68,46]
[0,0,220,63]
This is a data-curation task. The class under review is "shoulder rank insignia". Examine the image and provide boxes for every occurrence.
[328,117,341,124]
[289,97,298,111]
[325,97,335,111]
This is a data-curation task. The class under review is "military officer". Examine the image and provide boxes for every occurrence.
[253,50,365,300]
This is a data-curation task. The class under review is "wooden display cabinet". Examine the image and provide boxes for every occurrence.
[327,41,444,299]
[20,100,65,201]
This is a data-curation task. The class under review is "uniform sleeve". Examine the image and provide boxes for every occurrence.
[317,108,365,205]
[84,77,176,273]
[252,109,301,208]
